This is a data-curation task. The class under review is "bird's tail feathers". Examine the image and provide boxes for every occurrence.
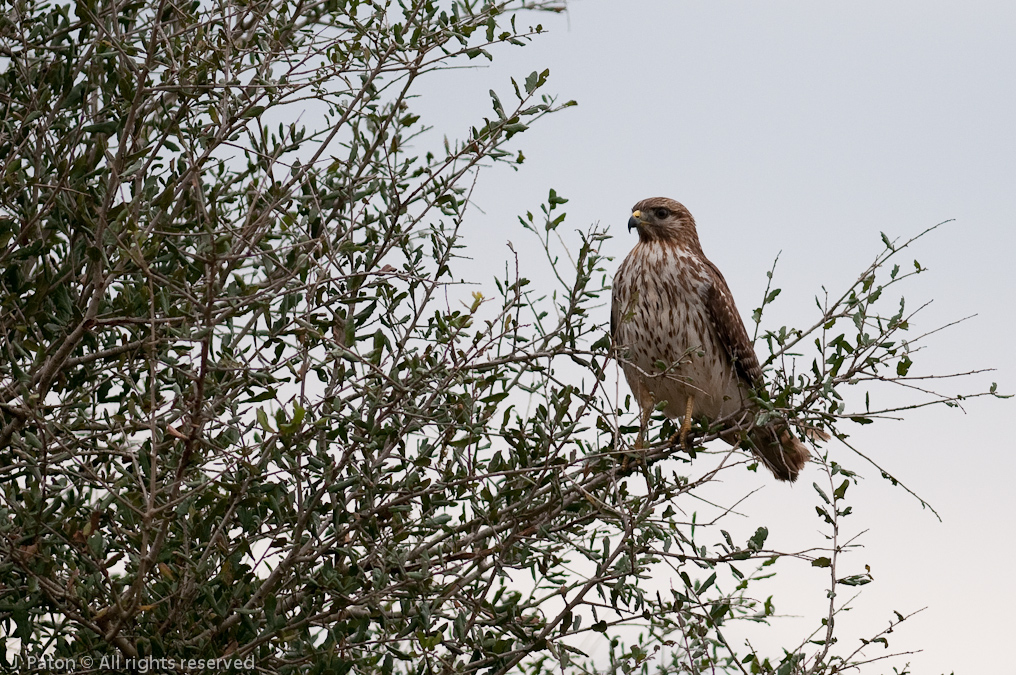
[748,424,812,483]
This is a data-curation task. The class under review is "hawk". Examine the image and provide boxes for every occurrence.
[611,197,811,482]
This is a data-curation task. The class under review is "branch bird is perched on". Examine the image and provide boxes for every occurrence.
[611,197,812,482]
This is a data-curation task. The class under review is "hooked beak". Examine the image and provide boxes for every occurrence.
[627,210,642,233]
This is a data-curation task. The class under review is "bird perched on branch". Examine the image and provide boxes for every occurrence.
[611,197,812,482]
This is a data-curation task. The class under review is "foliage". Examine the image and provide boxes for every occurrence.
[0,0,1004,673]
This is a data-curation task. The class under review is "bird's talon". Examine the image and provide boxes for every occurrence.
[678,394,695,450]
[622,452,641,472]
[668,428,695,451]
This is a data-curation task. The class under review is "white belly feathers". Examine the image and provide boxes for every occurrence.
[613,243,746,422]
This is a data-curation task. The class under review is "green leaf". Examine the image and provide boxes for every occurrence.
[242,388,278,403]
[82,120,119,134]
[747,527,768,551]
[708,602,729,625]
[545,212,566,230]
[256,408,274,434]
[504,122,528,138]
[489,89,505,119]
[811,557,832,568]
[548,188,568,207]
[776,654,804,675]
[279,404,305,436]
[812,483,831,505]
[524,68,550,95]
[837,574,873,586]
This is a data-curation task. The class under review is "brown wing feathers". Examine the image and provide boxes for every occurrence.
[700,259,763,387]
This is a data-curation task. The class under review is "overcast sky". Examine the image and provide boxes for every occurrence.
[415,2,1015,671]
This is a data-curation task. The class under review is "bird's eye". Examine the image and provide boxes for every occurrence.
[654,208,670,220]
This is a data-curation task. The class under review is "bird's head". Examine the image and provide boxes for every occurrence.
[627,197,699,245]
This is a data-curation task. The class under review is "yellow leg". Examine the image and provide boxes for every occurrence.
[679,394,695,450]
[624,400,654,472]
[635,403,652,450]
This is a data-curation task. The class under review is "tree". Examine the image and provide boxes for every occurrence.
[0,0,1005,673]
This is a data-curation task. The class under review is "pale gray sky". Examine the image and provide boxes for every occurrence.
[416,2,1015,671]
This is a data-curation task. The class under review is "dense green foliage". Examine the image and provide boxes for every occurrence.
[0,1,1003,673]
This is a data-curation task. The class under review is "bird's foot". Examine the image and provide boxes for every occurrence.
[667,427,696,452]
[620,449,645,473]
[672,395,696,451]
[621,454,645,475]
[623,421,647,472]
[680,421,693,451]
